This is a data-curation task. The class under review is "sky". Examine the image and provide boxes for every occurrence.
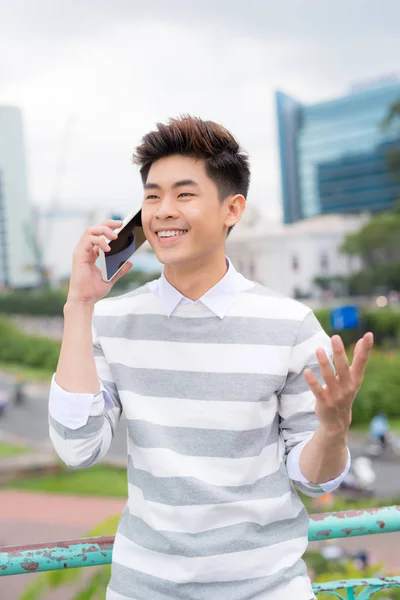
[1,0,400,222]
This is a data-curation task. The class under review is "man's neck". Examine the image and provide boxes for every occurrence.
[163,250,228,301]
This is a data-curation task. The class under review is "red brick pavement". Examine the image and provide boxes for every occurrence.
[0,491,125,600]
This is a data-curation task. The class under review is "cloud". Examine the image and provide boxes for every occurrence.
[0,0,399,222]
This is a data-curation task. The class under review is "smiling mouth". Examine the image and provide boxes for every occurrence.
[156,230,188,238]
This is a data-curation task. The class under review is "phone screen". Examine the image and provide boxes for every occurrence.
[104,210,146,280]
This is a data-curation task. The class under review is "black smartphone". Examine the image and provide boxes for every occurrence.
[100,208,146,282]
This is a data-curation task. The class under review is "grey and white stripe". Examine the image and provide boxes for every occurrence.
[49,282,328,600]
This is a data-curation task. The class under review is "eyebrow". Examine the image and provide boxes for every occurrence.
[143,179,199,190]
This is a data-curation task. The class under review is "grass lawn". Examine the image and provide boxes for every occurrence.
[0,362,53,382]
[0,440,29,457]
[7,464,128,497]
[7,461,398,512]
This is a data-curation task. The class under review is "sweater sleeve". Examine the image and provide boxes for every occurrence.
[278,310,349,497]
[48,315,122,469]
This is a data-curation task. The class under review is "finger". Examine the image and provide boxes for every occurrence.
[353,338,364,357]
[83,235,110,253]
[99,219,123,229]
[87,225,119,240]
[350,332,374,386]
[316,347,338,392]
[331,335,352,387]
[304,368,326,402]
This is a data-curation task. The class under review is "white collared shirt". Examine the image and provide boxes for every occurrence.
[147,258,255,319]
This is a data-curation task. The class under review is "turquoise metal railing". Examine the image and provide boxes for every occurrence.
[1,506,400,598]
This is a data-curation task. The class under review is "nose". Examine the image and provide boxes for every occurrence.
[154,195,180,221]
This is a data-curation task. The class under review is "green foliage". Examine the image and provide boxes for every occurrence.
[314,307,400,348]
[0,318,60,371]
[309,308,400,425]
[345,262,400,295]
[339,211,400,294]
[0,290,67,316]
[0,269,159,314]
[310,554,400,599]
[340,213,400,263]
[351,349,400,425]
[383,98,400,183]
[0,361,54,381]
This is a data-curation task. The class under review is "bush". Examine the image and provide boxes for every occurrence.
[315,307,400,348]
[305,551,400,599]
[0,318,60,371]
[0,290,67,316]
[352,349,400,425]
[0,270,158,315]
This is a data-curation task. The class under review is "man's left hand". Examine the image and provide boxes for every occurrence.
[304,332,374,436]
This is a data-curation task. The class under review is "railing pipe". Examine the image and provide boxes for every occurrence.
[2,504,400,599]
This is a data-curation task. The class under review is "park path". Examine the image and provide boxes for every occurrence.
[0,490,125,600]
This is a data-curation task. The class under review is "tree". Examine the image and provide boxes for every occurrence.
[339,209,400,294]
[383,99,400,178]
[340,209,400,269]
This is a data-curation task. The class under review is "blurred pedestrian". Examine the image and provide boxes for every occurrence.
[369,411,389,449]
[13,375,26,405]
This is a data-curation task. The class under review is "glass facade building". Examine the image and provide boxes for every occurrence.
[0,107,39,288]
[276,79,400,224]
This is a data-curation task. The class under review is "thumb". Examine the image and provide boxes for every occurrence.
[112,261,133,284]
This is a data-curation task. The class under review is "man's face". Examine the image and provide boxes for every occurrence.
[141,155,236,267]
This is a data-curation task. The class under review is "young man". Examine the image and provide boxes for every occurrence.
[49,116,373,600]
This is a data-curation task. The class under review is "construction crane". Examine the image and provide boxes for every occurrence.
[24,115,77,288]
[44,114,77,256]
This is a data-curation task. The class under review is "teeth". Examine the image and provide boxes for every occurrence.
[157,230,187,238]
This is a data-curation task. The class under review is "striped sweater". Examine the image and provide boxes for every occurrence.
[49,282,334,600]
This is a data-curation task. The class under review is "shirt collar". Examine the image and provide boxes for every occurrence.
[154,258,254,319]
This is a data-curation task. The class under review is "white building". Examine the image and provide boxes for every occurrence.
[227,206,366,299]
[0,107,40,288]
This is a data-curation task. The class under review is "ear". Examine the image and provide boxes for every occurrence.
[224,194,246,229]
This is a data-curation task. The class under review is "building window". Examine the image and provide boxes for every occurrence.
[293,286,302,299]
[249,258,255,279]
[291,255,299,272]
[320,251,329,270]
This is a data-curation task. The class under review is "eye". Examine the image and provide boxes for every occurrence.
[145,194,159,201]
[178,192,194,198]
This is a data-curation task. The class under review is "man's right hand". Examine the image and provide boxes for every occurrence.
[66,219,133,306]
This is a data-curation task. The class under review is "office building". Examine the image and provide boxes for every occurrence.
[0,106,40,288]
[276,77,400,224]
